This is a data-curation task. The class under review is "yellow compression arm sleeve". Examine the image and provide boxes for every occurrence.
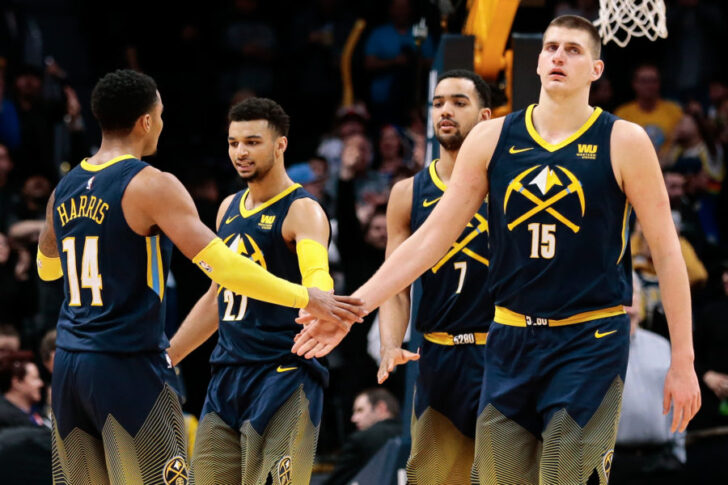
[193,238,309,308]
[296,239,334,291]
[37,247,63,281]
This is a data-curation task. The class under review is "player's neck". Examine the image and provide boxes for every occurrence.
[4,390,32,414]
[533,90,595,143]
[436,148,457,185]
[89,138,144,164]
[245,166,294,208]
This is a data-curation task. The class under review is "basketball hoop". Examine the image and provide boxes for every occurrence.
[594,0,667,48]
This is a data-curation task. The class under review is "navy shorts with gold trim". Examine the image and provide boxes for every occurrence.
[473,313,630,485]
[191,362,323,485]
[51,348,187,485]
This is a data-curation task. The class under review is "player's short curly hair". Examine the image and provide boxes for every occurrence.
[437,69,492,109]
[91,69,159,134]
[228,97,290,137]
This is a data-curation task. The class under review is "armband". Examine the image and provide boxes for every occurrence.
[296,239,334,291]
[37,247,63,281]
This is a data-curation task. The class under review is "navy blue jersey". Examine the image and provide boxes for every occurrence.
[487,105,632,318]
[409,161,493,334]
[210,184,327,381]
[53,155,172,352]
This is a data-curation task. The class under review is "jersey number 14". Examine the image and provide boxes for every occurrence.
[62,236,103,306]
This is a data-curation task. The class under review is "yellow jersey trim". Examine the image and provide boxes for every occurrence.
[428,159,447,191]
[238,183,302,218]
[617,201,632,264]
[81,154,135,172]
[525,104,603,152]
[424,332,488,345]
[494,305,625,327]
[145,235,165,301]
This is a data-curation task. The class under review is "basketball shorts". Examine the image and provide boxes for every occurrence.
[51,348,188,485]
[407,338,486,484]
[191,362,323,485]
[471,314,630,485]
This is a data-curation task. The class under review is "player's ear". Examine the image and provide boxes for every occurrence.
[276,135,288,155]
[479,107,492,121]
[137,113,152,134]
[591,59,604,82]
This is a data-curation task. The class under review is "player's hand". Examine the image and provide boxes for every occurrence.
[303,288,366,326]
[377,347,419,384]
[663,359,701,433]
[291,319,350,359]
[703,370,728,399]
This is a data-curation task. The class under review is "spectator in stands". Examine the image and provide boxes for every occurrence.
[324,387,401,485]
[0,69,21,150]
[664,170,708,258]
[0,324,20,357]
[0,351,46,430]
[614,64,683,156]
[589,76,615,112]
[0,143,18,232]
[689,260,728,483]
[363,0,434,124]
[611,275,686,484]
[218,0,277,99]
[664,0,727,103]
[0,232,31,326]
[375,124,408,178]
[38,328,55,375]
[318,103,370,178]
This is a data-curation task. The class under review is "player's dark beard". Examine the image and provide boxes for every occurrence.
[436,130,465,151]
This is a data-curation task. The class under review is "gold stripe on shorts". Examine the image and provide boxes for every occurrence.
[494,305,625,327]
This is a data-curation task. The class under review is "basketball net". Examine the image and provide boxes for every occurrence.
[594,0,667,47]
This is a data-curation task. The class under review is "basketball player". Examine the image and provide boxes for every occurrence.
[35,70,363,485]
[167,98,333,485]
[376,69,492,483]
[294,16,700,484]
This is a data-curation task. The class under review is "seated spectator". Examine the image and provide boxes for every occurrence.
[611,275,686,484]
[363,0,434,124]
[614,64,683,157]
[0,324,20,357]
[324,388,401,485]
[688,260,728,484]
[0,351,46,430]
[0,143,18,233]
[665,112,724,196]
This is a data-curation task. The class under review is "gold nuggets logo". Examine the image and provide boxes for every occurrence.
[277,456,292,485]
[162,456,188,485]
[259,214,276,230]
[224,233,267,269]
[503,165,585,233]
[577,143,598,160]
[602,449,614,481]
[431,212,489,273]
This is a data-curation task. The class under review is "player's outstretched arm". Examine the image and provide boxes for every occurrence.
[614,120,701,432]
[124,167,365,325]
[378,177,419,383]
[293,117,504,353]
[167,195,235,366]
[167,281,219,366]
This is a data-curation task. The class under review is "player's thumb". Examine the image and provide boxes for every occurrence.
[404,350,420,362]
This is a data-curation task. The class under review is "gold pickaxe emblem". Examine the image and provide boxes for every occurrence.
[432,212,489,273]
[503,165,585,233]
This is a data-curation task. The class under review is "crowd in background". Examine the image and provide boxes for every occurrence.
[1,0,727,481]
